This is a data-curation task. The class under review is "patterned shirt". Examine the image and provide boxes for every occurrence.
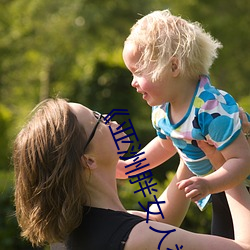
[152,75,241,176]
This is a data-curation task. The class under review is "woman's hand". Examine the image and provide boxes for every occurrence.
[239,107,250,141]
[177,108,250,201]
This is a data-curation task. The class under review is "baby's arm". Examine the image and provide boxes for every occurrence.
[116,136,177,179]
[178,132,250,201]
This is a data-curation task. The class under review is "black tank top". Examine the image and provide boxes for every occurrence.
[66,206,145,250]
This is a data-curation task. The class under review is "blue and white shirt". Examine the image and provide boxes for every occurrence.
[152,75,242,176]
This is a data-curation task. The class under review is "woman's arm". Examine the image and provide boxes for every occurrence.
[126,111,250,249]
[225,184,250,245]
[181,132,250,201]
[125,184,250,250]
[178,111,250,201]
[148,159,192,226]
[239,108,250,137]
[128,159,193,227]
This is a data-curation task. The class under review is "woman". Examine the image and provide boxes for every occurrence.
[13,98,250,250]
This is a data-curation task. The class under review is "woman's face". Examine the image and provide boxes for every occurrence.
[68,103,129,160]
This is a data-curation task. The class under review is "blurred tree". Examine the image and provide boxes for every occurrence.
[239,95,250,111]
[184,0,250,100]
[0,105,12,170]
[0,0,249,248]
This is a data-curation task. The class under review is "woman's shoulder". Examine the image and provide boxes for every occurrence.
[67,207,146,250]
[125,220,183,250]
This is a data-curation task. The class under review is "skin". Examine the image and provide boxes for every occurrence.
[68,103,129,211]
[121,42,250,202]
[67,103,250,250]
[178,110,250,202]
[177,132,250,201]
[239,107,250,136]
[122,43,198,120]
[125,184,250,250]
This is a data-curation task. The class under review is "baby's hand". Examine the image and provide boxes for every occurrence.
[177,176,211,202]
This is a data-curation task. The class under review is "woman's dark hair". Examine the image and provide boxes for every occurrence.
[13,98,88,246]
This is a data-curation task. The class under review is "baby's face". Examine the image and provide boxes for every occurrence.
[123,43,174,106]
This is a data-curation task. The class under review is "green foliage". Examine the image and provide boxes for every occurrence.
[0,0,249,248]
[0,104,13,170]
[184,1,250,100]
[239,95,250,113]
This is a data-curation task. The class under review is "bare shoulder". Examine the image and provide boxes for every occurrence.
[124,220,182,250]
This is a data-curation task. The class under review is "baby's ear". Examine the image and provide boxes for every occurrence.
[171,57,180,76]
[82,155,97,169]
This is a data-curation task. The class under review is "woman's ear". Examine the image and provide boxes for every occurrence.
[170,57,180,77]
[82,155,97,169]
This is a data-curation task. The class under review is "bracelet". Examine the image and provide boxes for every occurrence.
[245,132,250,140]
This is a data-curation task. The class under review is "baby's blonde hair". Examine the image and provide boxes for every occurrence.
[125,9,222,81]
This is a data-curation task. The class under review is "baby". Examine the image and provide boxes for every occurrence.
[118,10,250,212]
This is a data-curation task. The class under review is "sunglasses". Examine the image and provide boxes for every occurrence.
[83,111,107,151]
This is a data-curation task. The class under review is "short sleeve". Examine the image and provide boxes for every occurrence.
[197,90,241,150]
[156,130,168,139]
[151,105,169,140]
